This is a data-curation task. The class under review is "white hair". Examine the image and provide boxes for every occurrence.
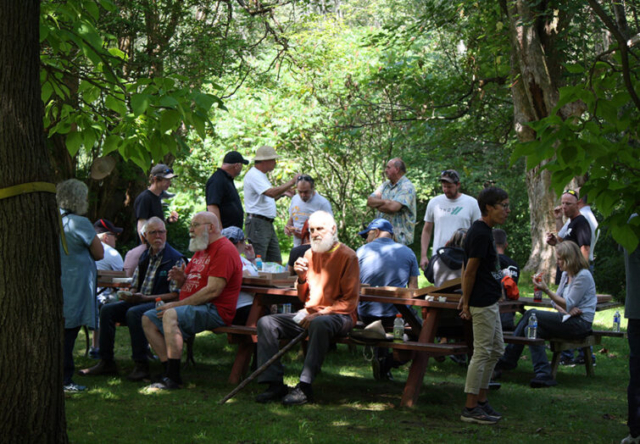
[56,179,88,215]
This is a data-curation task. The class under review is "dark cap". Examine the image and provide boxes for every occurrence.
[358,218,394,239]
[440,169,460,184]
[151,164,177,179]
[94,219,123,234]
[223,151,249,165]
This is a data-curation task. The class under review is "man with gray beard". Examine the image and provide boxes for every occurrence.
[255,211,360,405]
[142,212,242,390]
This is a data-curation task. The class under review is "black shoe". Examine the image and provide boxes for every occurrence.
[144,376,182,391]
[559,357,574,366]
[255,383,289,404]
[449,354,467,366]
[282,384,314,405]
[530,376,558,388]
[79,360,118,376]
[488,380,502,390]
[126,362,150,382]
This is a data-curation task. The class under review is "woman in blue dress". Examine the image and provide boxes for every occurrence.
[57,179,103,392]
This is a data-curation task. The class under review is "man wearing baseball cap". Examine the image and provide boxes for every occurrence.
[94,219,125,305]
[243,145,300,263]
[206,151,249,229]
[356,219,419,380]
[420,169,481,272]
[133,163,179,243]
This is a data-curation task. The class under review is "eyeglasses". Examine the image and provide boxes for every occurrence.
[297,175,314,185]
[190,222,212,230]
[147,230,167,236]
[494,202,510,210]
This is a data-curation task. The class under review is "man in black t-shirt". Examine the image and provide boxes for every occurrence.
[546,190,591,284]
[133,164,178,242]
[205,151,249,229]
[459,187,509,425]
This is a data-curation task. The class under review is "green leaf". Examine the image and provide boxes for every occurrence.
[98,0,117,12]
[191,113,206,139]
[41,82,53,103]
[160,110,180,133]
[611,223,639,252]
[102,135,122,155]
[105,95,127,116]
[159,96,179,108]
[66,131,83,157]
[131,94,151,116]
[564,63,585,74]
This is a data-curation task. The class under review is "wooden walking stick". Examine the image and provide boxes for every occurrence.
[218,329,308,405]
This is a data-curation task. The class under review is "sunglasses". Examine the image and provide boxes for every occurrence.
[563,189,579,199]
[440,170,459,181]
[296,175,314,185]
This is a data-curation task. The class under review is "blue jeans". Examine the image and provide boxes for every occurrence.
[99,301,155,362]
[500,309,591,379]
[628,319,640,437]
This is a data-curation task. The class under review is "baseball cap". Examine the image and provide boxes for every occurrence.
[94,219,123,234]
[150,164,177,179]
[223,151,249,165]
[221,226,245,244]
[358,218,394,239]
[440,169,460,184]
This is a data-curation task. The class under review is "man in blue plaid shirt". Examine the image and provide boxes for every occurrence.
[80,217,186,381]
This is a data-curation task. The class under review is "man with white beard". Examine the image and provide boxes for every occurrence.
[141,212,242,390]
[254,211,360,405]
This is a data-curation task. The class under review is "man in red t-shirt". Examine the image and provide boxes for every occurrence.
[142,211,242,390]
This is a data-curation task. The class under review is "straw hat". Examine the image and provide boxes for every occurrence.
[90,157,117,180]
[253,145,280,161]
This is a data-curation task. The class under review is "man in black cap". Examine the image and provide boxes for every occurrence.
[420,169,481,271]
[133,163,179,242]
[206,151,249,229]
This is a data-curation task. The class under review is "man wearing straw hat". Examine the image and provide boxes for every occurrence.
[243,145,300,263]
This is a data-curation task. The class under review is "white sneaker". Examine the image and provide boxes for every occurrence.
[621,434,640,444]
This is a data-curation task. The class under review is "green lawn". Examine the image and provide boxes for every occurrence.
[66,280,631,443]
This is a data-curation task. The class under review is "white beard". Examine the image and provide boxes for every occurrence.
[311,234,337,253]
[189,231,209,252]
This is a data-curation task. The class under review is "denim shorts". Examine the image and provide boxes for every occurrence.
[144,304,225,339]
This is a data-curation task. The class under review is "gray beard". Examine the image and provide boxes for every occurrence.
[311,235,337,253]
[189,232,209,252]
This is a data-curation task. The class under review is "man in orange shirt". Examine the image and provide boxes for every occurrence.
[255,211,360,405]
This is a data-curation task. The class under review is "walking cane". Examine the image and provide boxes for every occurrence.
[218,329,308,405]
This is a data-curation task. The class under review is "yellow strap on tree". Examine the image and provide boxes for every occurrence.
[0,181,68,254]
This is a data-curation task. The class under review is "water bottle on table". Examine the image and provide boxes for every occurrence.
[255,255,263,272]
[527,312,538,339]
[393,314,405,343]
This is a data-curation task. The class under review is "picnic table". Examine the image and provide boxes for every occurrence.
[222,280,472,407]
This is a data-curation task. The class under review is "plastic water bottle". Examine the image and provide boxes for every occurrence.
[527,312,538,339]
[155,297,164,309]
[613,311,621,332]
[255,255,263,272]
[393,314,405,343]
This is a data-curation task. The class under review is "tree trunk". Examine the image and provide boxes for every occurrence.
[502,0,577,274]
[0,2,68,442]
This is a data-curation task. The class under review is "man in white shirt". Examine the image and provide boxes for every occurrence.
[285,175,333,247]
[243,145,300,262]
[420,170,481,271]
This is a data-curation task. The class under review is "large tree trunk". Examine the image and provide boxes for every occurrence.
[0,2,68,442]
[502,0,583,274]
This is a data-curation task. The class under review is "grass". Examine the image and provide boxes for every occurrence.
[66,277,631,443]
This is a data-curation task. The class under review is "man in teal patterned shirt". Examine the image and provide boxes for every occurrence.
[367,158,417,245]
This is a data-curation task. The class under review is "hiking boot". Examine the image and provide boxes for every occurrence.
[530,376,558,388]
[64,382,87,393]
[79,360,118,376]
[255,383,289,404]
[460,406,499,425]
[126,362,150,382]
[479,401,502,419]
[282,383,314,406]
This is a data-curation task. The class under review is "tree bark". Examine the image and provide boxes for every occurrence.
[501,0,579,274]
[0,1,68,442]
